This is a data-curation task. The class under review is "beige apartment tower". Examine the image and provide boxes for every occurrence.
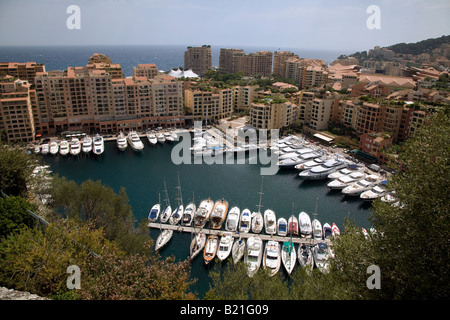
[184,45,212,76]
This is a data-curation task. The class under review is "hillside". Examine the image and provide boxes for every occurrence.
[387,35,450,55]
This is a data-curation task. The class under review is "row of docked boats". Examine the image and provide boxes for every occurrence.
[33,134,105,156]
[117,130,178,152]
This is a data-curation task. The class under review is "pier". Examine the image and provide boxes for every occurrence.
[148,222,331,246]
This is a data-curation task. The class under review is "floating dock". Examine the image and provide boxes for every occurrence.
[148,222,331,246]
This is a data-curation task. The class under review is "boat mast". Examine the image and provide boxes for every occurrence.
[256,177,264,214]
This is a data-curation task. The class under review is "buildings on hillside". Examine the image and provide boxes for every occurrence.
[184,45,212,76]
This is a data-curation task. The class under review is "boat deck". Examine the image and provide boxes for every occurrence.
[148,222,331,246]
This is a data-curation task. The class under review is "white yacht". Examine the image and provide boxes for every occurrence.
[299,211,312,238]
[263,240,281,277]
[59,140,69,156]
[297,244,314,273]
[203,235,219,265]
[157,133,165,144]
[239,208,252,233]
[33,144,40,154]
[49,141,59,155]
[217,233,234,261]
[232,238,246,264]
[264,209,277,235]
[148,203,161,222]
[193,198,214,228]
[182,202,196,226]
[327,164,363,179]
[360,181,388,201]
[295,156,327,171]
[281,241,296,275]
[244,236,263,277]
[189,231,206,260]
[155,229,173,251]
[164,132,175,142]
[225,206,240,232]
[92,134,104,155]
[312,218,323,240]
[323,223,333,239]
[82,136,92,153]
[41,143,49,155]
[251,211,263,234]
[116,132,127,151]
[128,131,144,152]
[147,132,158,145]
[69,138,81,156]
[327,171,366,189]
[169,204,183,225]
[299,159,348,180]
[277,218,288,237]
[342,174,382,196]
[332,223,341,238]
[313,242,331,273]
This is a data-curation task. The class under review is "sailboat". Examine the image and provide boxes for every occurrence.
[182,193,196,226]
[155,229,173,251]
[148,193,161,222]
[232,237,246,264]
[297,243,314,273]
[251,178,264,234]
[169,173,184,225]
[281,240,296,275]
[263,240,281,277]
[159,179,172,223]
[312,198,323,240]
[189,230,206,260]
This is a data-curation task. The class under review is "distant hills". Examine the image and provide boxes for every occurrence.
[387,35,450,55]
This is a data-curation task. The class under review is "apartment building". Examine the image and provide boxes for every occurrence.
[359,132,393,164]
[273,51,299,78]
[398,106,427,141]
[0,78,35,143]
[219,49,273,76]
[307,98,334,131]
[184,88,233,121]
[86,53,123,79]
[283,58,328,89]
[232,85,257,111]
[0,62,46,84]
[133,64,159,79]
[250,101,297,130]
[184,45,212,76]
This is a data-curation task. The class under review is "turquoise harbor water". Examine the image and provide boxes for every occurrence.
[41,136,372,297]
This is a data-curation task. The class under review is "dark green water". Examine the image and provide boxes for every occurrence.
[41,138,372,298]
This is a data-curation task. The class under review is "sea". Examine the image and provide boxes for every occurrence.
[0,44,350,76]
[1,45,366,298]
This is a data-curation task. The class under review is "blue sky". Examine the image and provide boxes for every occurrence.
[0,0,449,52]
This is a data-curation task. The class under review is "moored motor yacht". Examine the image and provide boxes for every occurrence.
[210,199,229,229]
[189,231,206,260]
[116,132,127,151]
[239,208,252,233]
[41,143,49,155]
[263,240,281,277]
[342,174,382,196]
[225,206,240,232]
[323,223,333,239]
[203,235,219,265]
[59,139,69,156]
[288,215,299,236]
[332,223,340,238]
[194,198,215,228]
[312,218,323,240]
[298,244,314,273]
[360,181,388,201]
[277,218,288,237]
[69,138,81,156]
[327,163,363,179]
[313,242,331,273]
[182,202,196,226]
[127,131,144,152]
[244,236,263,277]
[327,171,366,189]
[92,134,104,155]
[295,156,327,171]
[299,211,312,238]
[264,209,277,235]
[82,136,93,153]
[157,133,165,144]
[217,232,234,261]
[299,159,348,180]
[148,203,161,223]
[49,141,59,155]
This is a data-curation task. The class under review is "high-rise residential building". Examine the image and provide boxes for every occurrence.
[184,45,212,76]
[219,48,245,73]
[307,98,334,131]
[250,101,297,130]
[184,88,233,122]
[133,64,159,79]
[219,49,273,76]
[283,58,328,89]
[0,62,45,84]
[273,51,299,78]
[86,53,124,79]
[0,77,35,143]
[232,85,257,111]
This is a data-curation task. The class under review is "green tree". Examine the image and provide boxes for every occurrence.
[0,195,37,239]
